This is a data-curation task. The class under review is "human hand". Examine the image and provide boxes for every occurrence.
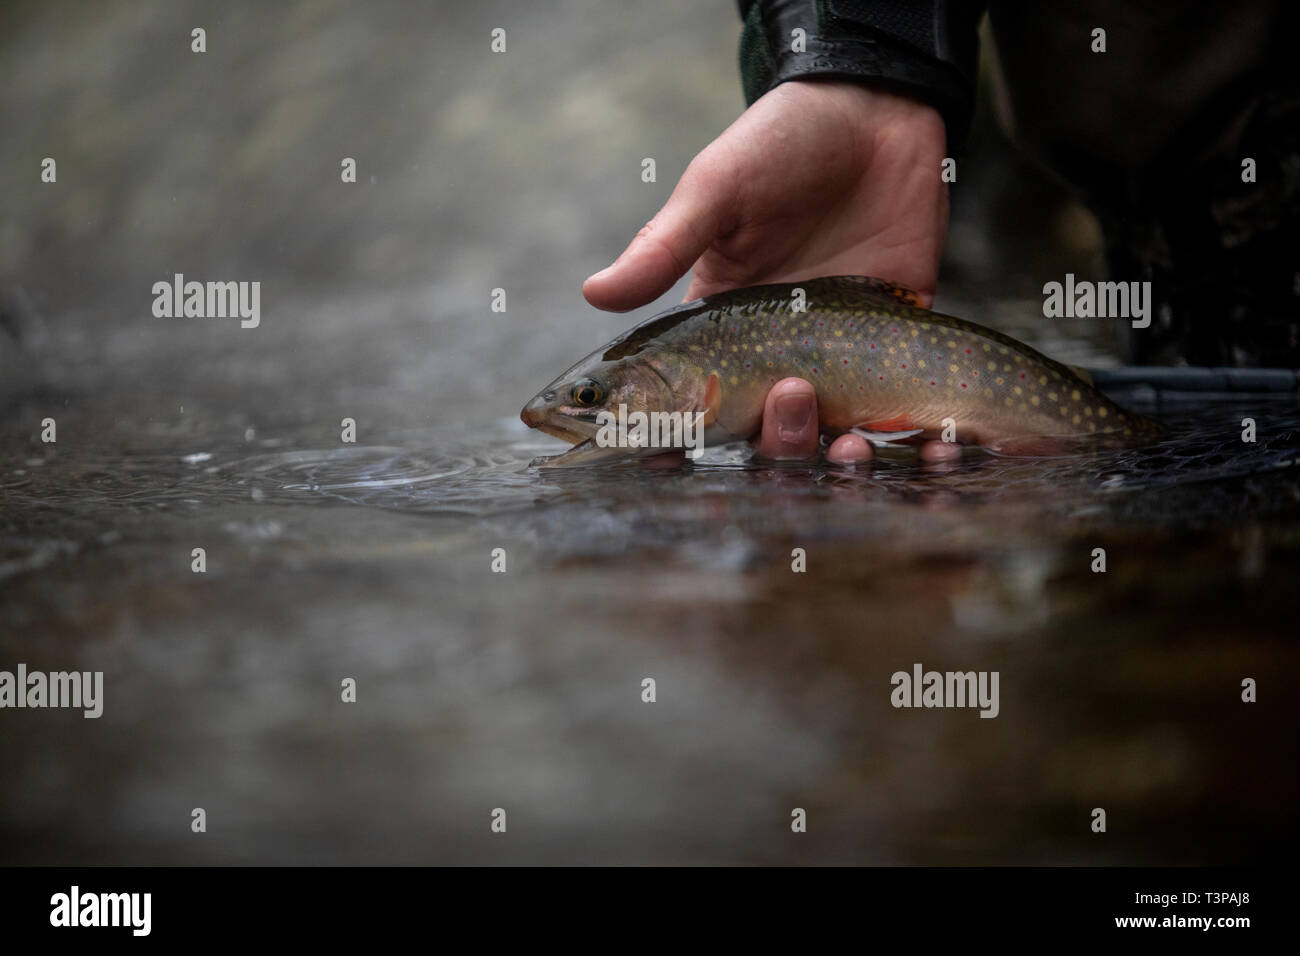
[583,79,949,311]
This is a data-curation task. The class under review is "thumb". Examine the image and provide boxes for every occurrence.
[583,166,731,312]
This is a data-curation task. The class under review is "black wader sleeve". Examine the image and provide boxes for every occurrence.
[738,0,985,152]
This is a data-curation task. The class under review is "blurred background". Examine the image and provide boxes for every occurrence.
[1,0,1294,865]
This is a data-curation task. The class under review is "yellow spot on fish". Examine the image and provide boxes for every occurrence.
[1030,395,1039,406]
[834,331,842,337]
[949,364,958,373]
[1098,407,1108,418]
[1013,386,1023,395]
[987,361,997,370]
[1039,375,1048,385]
[1048,392,1058,401]
[1071,389,1081,400]
[1072,414,1081,425]
[755,345,763,353]
[1084,407,1093,417]
[730,375,739,385]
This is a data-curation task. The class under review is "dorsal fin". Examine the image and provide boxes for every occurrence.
[1066,364,1094,385]
[794,275,925,307]
[856,277,924,306]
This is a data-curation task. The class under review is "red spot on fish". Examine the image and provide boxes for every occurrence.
[892,327,898,333]
[842,359,849,364]
[961,383,968,388]
[1020,372,1027,379]
[804,339,809,345]
[972,370,979,376]
[930,380,935,385]
[818,321,824,327]
[879,376,884,381]
[870,344,876,350]
[812,367,819,374]
[777,349,783,354]
[966,349,972,354]
[900,364,906,369]
[744,362,751,368]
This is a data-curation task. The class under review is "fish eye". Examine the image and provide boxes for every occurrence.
[571,378,605,407]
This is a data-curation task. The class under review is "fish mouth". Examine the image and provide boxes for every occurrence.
[520,397,598,445]
[527,419,590,444]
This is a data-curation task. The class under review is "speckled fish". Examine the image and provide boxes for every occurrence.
[521,276,1163,466]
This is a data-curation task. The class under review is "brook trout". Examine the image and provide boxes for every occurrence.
[521,276,1163,466]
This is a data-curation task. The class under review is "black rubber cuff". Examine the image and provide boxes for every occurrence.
[739,0,980,154]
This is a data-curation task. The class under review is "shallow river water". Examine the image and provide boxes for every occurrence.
[3,391,1297,864]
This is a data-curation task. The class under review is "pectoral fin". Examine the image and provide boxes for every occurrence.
[851,427,925,445]
[532,438,637,468]
[701,371,723,428]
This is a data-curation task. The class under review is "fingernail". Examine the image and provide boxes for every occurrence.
[589,261,618,281]
[775,393,813,442]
